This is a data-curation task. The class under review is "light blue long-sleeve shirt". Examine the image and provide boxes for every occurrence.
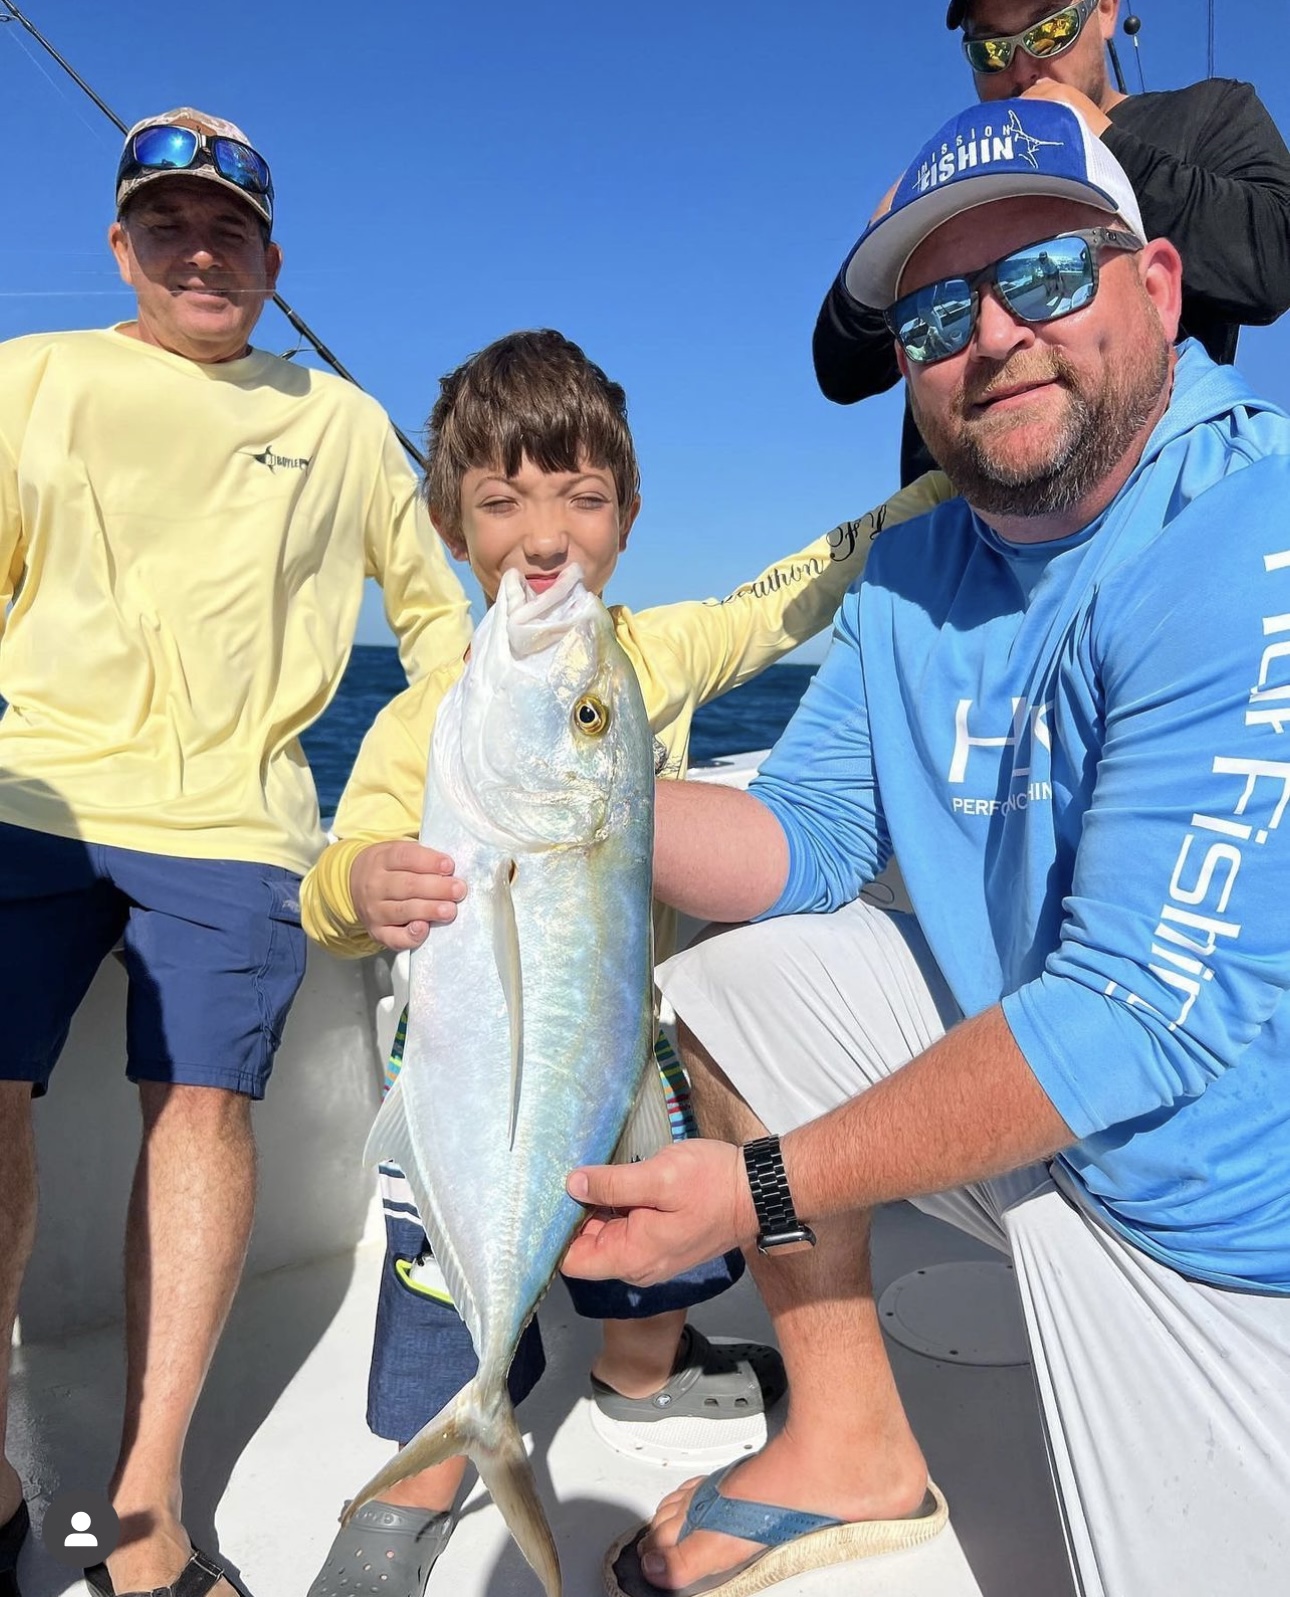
[753,343,1290,1290]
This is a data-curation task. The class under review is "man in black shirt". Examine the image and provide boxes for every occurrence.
[814,0,1290,482]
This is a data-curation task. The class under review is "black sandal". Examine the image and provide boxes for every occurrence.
[306,1501,456,1597]
[84,1544,227,1597]
[0,1502,29,1597]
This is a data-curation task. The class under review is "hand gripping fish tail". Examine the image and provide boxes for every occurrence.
[349,565,665,1595]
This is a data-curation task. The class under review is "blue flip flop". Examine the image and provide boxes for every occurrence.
[0,1502,28,1597]
[603,1462,948,1597]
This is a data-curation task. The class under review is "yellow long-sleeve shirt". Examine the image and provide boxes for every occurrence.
[301,469,951,957]
[0,328,472,874]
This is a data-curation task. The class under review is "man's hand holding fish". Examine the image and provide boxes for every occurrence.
[565,1139,759,1287]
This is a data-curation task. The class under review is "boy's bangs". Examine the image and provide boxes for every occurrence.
[489,409,625,488]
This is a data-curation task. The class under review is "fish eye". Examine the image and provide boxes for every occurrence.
[572,695,610,737]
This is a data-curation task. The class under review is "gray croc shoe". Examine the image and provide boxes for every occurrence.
[306,1502,455,1597]
[590,1326,786,1424]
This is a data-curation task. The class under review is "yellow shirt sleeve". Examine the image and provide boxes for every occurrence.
[0,440,20,645]
[626,471,950,724]
[0,338,49,648]
[300,658,463,956]
[364,428,473,682]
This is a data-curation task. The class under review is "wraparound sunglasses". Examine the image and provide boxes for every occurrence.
[963,0,1100,75]
[885,227,1143,364]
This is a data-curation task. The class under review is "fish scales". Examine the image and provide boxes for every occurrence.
[403,825,647,1345]
[347,566,657,1596]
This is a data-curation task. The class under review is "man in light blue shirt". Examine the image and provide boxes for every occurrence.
[564,98,1290,1597]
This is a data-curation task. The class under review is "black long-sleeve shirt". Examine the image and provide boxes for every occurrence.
[813,78,1290,483]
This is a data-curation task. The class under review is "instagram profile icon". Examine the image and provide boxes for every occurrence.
[40,1490,120,1570]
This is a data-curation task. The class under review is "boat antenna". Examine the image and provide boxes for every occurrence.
[0,0,428,471]
[1206,0,1216,78]
[1123,13,1147,93]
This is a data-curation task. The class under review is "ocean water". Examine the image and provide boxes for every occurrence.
[301,645,819,815]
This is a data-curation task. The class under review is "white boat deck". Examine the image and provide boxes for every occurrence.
[9,1200,1076,1597]
[8,755,1077,1597]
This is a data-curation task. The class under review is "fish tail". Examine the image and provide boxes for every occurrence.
[474,1388,561,1597]
[343,1373,560,1597]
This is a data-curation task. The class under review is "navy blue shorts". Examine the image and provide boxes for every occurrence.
[0,822,306,1098]
[367,1190,548,1444]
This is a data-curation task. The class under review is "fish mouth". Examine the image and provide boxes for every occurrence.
[515,564,583,612]
[501,566,598,658]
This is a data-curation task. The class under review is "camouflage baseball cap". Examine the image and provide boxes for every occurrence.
[115,107,274,230]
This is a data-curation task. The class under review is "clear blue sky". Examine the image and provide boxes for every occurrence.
[3,1,1287,661]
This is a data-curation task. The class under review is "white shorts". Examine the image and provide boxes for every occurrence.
[658,898,1290,1597]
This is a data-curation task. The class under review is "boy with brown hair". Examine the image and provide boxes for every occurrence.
[301,329,947,1597]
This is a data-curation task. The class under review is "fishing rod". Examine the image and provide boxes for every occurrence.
[0,0,428,471]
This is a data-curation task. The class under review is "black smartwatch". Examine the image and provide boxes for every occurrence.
[742,1134,816,1255]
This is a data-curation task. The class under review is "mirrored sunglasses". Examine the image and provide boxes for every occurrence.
[885,227,1142,365]
[963,0,1099,74]
[117,124,273,210]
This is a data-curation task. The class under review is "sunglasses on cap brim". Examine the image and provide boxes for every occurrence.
[963,0,1099,74]
[885,227,1142,365]
[117,124,273,218]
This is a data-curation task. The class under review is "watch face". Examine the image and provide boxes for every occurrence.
[756,1225,817,1256]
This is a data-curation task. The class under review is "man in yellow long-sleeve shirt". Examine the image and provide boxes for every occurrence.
[0,108,470,1597]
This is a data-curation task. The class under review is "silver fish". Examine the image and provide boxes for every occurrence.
[348,565,663,1595]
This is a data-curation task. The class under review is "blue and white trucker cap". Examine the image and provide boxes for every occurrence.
[843,99,1146,309]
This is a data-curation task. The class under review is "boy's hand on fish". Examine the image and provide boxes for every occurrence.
[563,1140,760,1286]
[349,838,467,951]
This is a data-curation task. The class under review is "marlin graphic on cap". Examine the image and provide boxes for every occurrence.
[1005,109,1065,171]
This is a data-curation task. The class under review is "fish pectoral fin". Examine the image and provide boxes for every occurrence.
[613,1056,674,1164]
[362,1074,415,1172]
[493,856,524,1148]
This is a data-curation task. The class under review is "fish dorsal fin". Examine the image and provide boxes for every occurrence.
[364,1076,482,1344]
[613,1055,673,1164]
[493,856,524,1149]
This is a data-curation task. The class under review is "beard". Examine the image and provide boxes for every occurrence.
[910,324,1171,520]
[1073,54,1110,108]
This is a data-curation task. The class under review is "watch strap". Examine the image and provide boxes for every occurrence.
[743,1134,816,1252]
